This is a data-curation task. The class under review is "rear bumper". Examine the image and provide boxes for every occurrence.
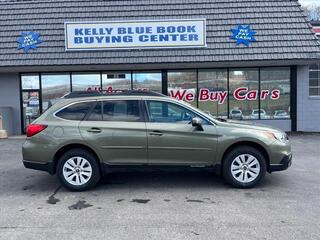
[23,160,55,175]
[269,154,292,172]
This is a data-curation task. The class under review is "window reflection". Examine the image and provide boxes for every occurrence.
[72,73,101,91]
[229,69,259,120]
[102,72,131,91]
[198,69,228,118]
[260,67,290,119]
[132,72,162,92]
[41,74,70,111]
[21,74,39,90]
[168,70,197,107]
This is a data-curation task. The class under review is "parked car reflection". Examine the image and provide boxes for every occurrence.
[250,109,270,119]
[229,108,243,120]
[273,110,290,119]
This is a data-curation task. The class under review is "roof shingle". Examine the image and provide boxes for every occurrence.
[0,0,319,68]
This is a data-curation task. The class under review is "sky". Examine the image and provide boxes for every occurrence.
[299,0,320,6]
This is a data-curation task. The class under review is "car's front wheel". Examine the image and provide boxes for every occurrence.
[56,149,101,191]
[223,146,266,188]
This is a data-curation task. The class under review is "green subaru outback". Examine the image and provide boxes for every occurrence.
[22,91,292,191]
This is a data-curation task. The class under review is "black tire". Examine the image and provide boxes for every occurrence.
[223,146,266,188]
[56,148,101,191]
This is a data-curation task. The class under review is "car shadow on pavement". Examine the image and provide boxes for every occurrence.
[97,170,281,191]
[9,168,284,196]
[99,170,227,190]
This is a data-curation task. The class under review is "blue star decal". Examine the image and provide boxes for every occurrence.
[17,31,42,53]
[230,25,256,47]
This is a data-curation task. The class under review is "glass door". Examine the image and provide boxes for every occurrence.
[21,74,41,132]
[22,91,40,131]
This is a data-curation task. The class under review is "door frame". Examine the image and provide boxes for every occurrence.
[20,72,43,134]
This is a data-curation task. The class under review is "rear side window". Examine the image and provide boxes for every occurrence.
[87,102,102,121]
[103,100,142,122]
[55,102,93,120]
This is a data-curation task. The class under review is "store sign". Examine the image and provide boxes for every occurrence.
[313,26,320,37]
[169,88,280,103]
[87,86,148,92]
[64,19,206,50]
[86,86,281,104]
[17,31,42,53]
[230,25,256,46]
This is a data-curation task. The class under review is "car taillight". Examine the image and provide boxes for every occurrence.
[26,124,48,137]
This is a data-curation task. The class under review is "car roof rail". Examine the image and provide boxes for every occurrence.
[63,91,102,98]
[63,90,166,98]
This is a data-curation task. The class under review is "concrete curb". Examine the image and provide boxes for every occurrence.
[8,135,26,139]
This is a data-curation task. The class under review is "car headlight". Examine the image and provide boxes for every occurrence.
[267,131,289,143]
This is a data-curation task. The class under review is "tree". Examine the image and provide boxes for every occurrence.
[302,4,320,21]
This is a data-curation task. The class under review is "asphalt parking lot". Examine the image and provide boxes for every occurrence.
[0,134,320,240]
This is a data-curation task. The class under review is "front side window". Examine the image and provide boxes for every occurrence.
[147,100,207,124]
[103,100,142,122]
[56,102,93,120]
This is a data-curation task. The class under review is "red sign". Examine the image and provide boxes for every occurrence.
[169,88,280,103]
[313,27,320,36]
[87,86,281,103]
[87,86,148,92]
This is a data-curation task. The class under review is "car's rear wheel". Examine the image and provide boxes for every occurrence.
[57,149,101,191]
[223,146,266,188]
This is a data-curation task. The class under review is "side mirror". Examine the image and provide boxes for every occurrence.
[191,117,203,131]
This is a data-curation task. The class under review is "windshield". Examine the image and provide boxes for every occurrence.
[253,110,259,114]
[231,110,241,114]
[276,110,286,115]
[253,109,265,114]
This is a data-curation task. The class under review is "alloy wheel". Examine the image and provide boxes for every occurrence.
[62,157,93,186]
[230,154,261,183]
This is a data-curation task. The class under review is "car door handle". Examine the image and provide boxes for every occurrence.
[149,130,163,136]
[87,128,102,133]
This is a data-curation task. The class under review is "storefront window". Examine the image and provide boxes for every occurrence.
[260,67,291,119]
[102,72,131,92]
[72,73,101,91]
[21,74,39,90]
[19,67,293,133]
[41,74,71,111]
[168,70,197,107]
[309,63,320,96]
[229,69,259,120]
[132,72,162,92]
[198,69,228,118]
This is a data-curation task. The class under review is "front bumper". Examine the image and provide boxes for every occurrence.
[23,160,55,174]
[269,154,292,172]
